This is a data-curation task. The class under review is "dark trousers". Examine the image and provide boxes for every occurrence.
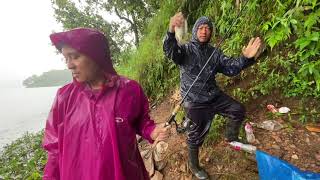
[184,92,245,149]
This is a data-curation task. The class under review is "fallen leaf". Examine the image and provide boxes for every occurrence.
[306,125,320,133]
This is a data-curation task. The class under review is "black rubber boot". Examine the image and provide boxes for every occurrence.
[225,121,242,142]
[188,147,209,180]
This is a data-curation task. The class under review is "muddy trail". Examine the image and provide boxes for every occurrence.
[143,93,320,180]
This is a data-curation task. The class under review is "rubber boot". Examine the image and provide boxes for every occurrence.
[225,121,242,142]
[188,147,209,180]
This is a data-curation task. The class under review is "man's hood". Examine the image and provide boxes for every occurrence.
[191,16,214,44]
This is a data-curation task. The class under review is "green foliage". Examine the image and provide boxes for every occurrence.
[177,0,320,128]
[262,9,298,49]
[52,0,122,58]
[296,99,320,123]
[257,0,320,98]
[51,0,320,102]
[23,69,72,88]
[0,132,46,179]
[52,0,160,53]
[5,1,320,179]
[206,0,320,102]
[119,0,320,123]
[99,0,160,46]
[298,60,320,91]
[3,2,320,179]
[175,109,186,124]
[117,0,180,101]
[232,88,249,103]
[204,115,227,146]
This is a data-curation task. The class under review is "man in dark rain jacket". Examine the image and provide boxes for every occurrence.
[163,13,262,179]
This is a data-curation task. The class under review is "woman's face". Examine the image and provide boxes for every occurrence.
[61,46,102,84]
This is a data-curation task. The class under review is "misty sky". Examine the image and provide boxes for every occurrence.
[0,0,69,87]
[0,1,123,88]
[0,1,65,87]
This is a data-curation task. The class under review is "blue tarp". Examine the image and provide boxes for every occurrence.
[256,150,320,180]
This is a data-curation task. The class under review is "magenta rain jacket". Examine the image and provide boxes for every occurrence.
[42,28,156,180]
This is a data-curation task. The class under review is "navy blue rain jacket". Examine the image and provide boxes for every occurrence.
[163,16,256,103]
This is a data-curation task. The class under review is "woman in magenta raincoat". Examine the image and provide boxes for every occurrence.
[42,28,170,180]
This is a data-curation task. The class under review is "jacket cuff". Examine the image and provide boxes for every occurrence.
[167,31,176,38]
[247,56,256,64]
[242,55,256,69]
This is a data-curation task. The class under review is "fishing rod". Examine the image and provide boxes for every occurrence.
[165,0,251,132]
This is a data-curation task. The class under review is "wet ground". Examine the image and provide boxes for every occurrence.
[146,93,320,180]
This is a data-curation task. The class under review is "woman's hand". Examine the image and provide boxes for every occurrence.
[150,123,171,141]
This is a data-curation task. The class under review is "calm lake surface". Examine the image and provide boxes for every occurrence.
[0,86,60,150]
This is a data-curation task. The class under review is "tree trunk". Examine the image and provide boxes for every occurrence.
[130,12,140,47]
[236,0,241,10]
[114,7,140,47]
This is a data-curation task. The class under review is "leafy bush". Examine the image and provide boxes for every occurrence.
[0,131,46,180]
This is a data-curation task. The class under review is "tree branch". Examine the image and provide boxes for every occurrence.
[114,7,140,46]
[114,7,134,26]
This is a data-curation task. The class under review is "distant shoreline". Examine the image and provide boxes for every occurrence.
[23,69,72,88]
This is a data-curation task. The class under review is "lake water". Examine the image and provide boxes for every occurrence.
[0,86,60,150]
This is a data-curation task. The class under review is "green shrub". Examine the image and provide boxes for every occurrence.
[0,131,46,180]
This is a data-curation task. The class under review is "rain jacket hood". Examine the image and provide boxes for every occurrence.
[43,28,155,180]
[50,28,117,75]
[191,16,214,43]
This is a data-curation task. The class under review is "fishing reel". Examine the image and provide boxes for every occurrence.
[164,104,194,134]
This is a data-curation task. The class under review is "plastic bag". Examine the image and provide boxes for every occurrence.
[256,150,320,180]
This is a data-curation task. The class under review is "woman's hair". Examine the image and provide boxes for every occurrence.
[56,41,66,52]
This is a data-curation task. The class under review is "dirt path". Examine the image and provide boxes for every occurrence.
[147,95,320,180]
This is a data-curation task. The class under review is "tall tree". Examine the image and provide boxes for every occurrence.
[100,0,160,46]
[52,0,160,50]
[52,0,122,61]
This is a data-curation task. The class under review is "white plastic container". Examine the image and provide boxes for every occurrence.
[229,141,257,154]
[245,122,256,143]
[278,107,290,113]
